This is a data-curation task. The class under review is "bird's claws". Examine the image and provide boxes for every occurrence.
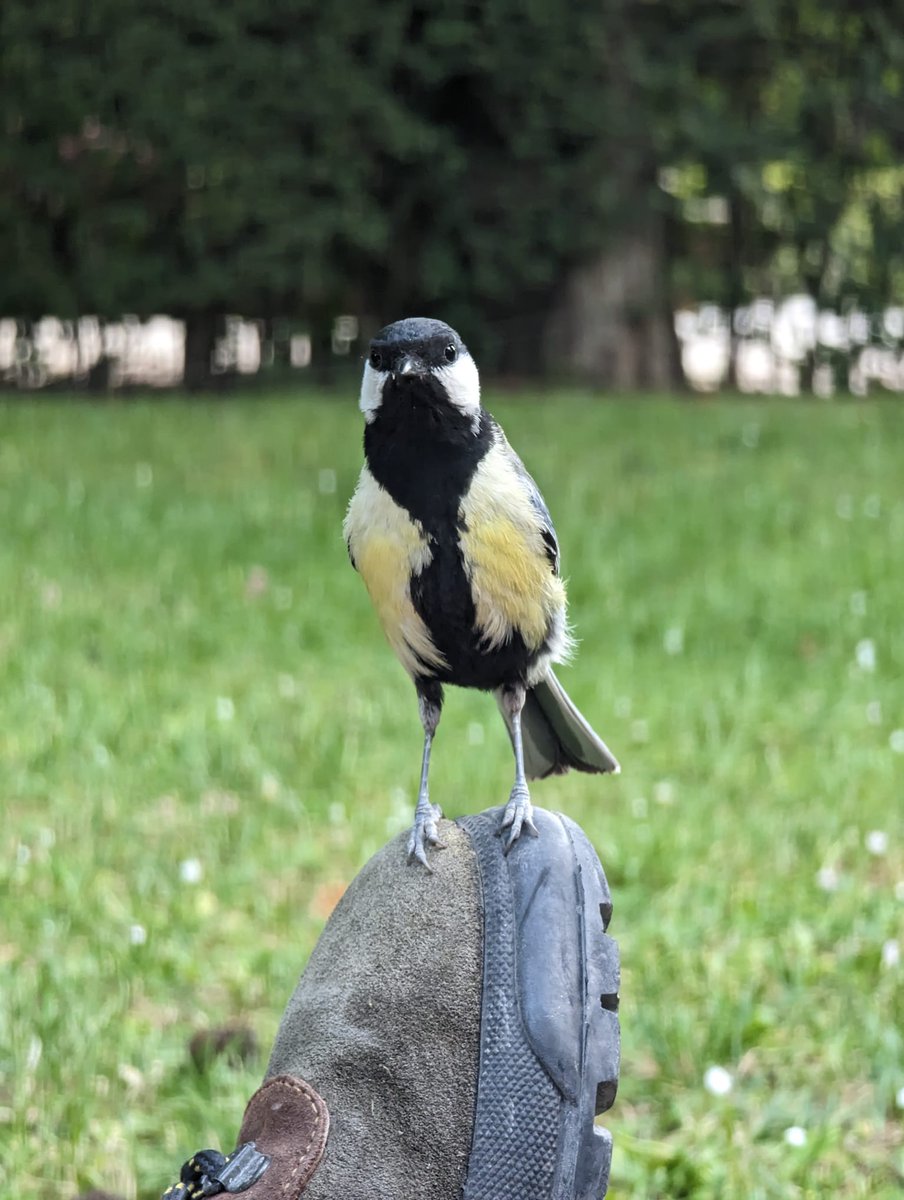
[407,803,446,870]
[408,844,434,872]
[499,786,536,853]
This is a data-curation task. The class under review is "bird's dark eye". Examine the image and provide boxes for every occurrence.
[444,343,457,363]
[369,349,383,370]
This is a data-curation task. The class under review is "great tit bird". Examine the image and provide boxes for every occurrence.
[344,317,620,867]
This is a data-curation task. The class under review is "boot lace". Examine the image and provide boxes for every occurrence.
[162,1141,270,1198]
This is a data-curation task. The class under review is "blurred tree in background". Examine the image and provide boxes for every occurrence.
[1,0,902,389]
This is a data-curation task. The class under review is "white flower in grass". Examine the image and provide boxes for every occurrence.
[261,772,280,801]
[245,565,269,598]
[816,866,840,893]
[129,924,147,946]
[25,1036,42,1073]
[317,468,337,495]
[889,729,904,754]
[41,581,62,610]
[653,780,676,806]
[849,591,867,616]
[896,1086,904,1111]
[863,494,881,519]
[703,1065,733,1096]
[215,696,235,722]
[854,639,876,672]
[895,881,904,903]
[663,626,684,655]
[467,722,485,746]
[631,718,649,743]
[865,830,888,856]
[118,1063,144,1092]
[278,674,297,700]
[866,700,882,726]
[135,462,153,488]
[881,939,900,970]
[385,787,410,834]
[784,1126,807,1147]
[179,858,203,885]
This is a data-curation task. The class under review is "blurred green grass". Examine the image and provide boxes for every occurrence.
[1,391,902,1199]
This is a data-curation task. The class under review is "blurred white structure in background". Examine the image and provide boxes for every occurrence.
[675,295,904,395]
[0,314,260,388]
[2,300,903,392]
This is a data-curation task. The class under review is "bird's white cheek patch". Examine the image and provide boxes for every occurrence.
[434,355,481,419]
[359,362,386,423]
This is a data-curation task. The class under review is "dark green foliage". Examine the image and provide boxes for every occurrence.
[1,1,903,385]
[0,0,614,373]
[636,1,904,319]
[1,2,401,318]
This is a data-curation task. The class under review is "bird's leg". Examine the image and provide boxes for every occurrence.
[407,684,446,870]
[499,682,539,851]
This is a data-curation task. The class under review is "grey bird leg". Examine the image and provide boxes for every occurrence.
[407,686,446,870]
[499,683,539,851]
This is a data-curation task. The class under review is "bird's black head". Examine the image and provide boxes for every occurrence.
[367,317,464,375]
[359,317,480,428]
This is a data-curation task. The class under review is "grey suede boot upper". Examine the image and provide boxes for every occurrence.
[266,820,482,1199]
[161,808,619,1200]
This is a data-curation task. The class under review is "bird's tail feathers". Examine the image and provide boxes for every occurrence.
[497,669,621,781]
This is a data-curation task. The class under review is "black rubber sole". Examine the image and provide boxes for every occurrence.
[458,807,620,1200]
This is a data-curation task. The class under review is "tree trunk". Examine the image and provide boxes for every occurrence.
[543,219,684,391]
[726,187,745,392]
[540,0,685,392]
[183,311,219,391]
[799,237,832,396]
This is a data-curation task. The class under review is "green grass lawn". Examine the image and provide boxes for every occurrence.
[1,390,902,1199]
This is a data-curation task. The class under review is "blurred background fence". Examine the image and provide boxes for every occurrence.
[5,300,904,395]
[2,0,903,394]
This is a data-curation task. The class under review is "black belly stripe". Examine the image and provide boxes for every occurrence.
[410,538,539,689]
[364,380,550,690]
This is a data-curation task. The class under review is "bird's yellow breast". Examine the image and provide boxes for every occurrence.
[459,443,566,651]
[344,466,448,678]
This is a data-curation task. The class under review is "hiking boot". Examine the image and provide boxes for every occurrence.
[160,806,620,1199]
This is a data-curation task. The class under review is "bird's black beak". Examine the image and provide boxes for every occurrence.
[392,354,428,380]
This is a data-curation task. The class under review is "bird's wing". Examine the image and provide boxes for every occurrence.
[505,443,561,576]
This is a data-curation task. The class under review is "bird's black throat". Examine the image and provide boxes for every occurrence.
[363,375,493,531]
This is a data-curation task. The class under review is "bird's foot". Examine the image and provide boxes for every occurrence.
[407,802,446,871]
[499,784,539,853]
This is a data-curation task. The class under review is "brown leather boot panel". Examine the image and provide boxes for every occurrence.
[237,1074,330,1198]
